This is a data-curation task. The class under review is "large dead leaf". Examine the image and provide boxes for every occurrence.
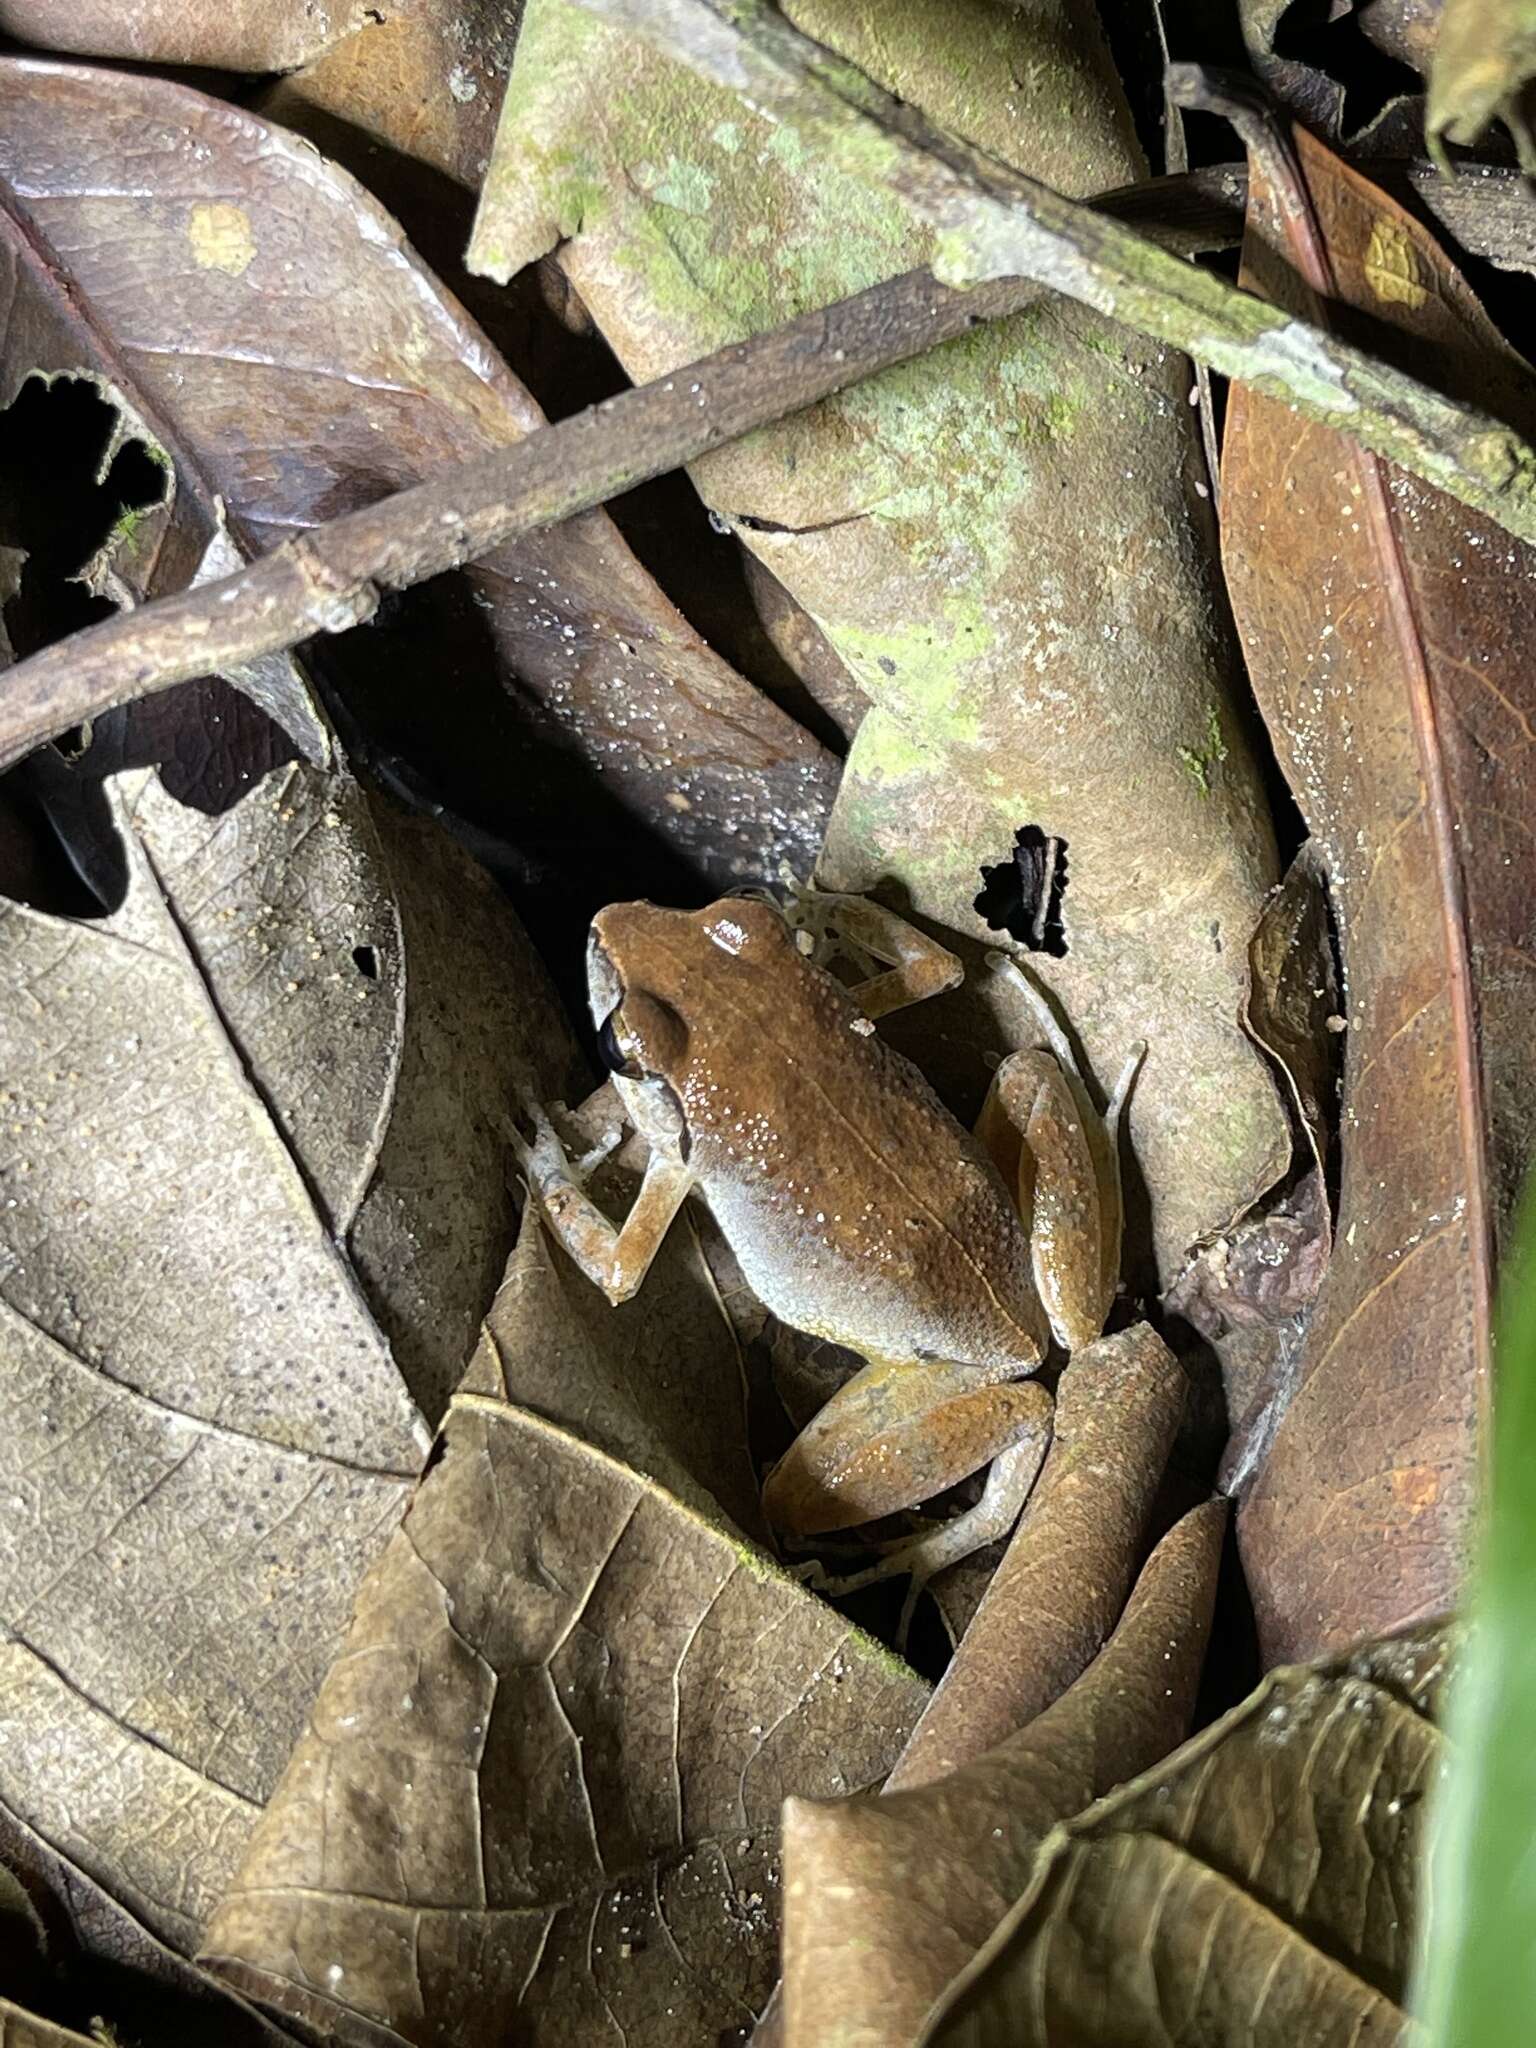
[0,759,567,1944]
[921,1624,1449,2045]
[201,1209,929,2048]
[470,0,1289,1281]
[0,59,836,928]
[775,1499,1226,2047]
[0,0,386,73]
[1221,125,1536,1659]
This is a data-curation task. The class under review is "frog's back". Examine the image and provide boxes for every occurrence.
[625,899,1047,1371]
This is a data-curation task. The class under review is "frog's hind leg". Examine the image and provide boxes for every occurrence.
[762,1356,1052,1538]
[780,882,963,1021]
[794,1436,1049,1650]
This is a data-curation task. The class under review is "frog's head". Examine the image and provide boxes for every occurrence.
[587,893,791,1090]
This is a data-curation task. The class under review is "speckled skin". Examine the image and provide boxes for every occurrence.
[591,896,1049,1376]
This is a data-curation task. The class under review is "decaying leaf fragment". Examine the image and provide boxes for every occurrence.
[0,133,329,763]
[777,1499,1226,2047]
[921,1625,1449,2046]
[0,761,567,1945]
[1221,121,1536,1660]
[1428,0,1536,171]
[471,0,1289,1282]
[202,1209,928,2048]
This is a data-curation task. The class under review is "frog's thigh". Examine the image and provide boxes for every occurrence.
[979,1051,1110,1353]
[762,1355,1053,1537]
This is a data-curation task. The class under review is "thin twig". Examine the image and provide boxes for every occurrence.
[581,0,1536,540]
[0,174,1238,772]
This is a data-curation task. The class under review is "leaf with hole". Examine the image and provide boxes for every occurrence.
[0,58,837,937]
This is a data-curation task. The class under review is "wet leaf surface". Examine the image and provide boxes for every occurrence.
[471,0,1290,1283]
[922,1624,1448,2046]
[1222,124,1536,1660]
[0,759,567,1943]
[202,1210,929,2048]
[775,1500,1226,2047]
[0,59,837,971]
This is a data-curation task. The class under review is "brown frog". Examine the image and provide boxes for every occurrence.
[511,891,1138,1630]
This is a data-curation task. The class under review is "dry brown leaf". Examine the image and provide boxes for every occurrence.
[0,1798,300,2048]
[0,131,329,765]
[893,1324,1189,1791]
[0,59,836,924]
[775,1499,1226,2047]
[921,1624,1449,2046]
[202,1211,929,2048]
[259,0,516,191]
[0,760,567,1944]
[0,0,382,73]
[470,0,1290,1281]
[1221,123,1536,1660]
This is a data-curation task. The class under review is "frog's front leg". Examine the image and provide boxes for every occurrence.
[510,1104,694,1305]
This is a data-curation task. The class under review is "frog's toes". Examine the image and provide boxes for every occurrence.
[503,1100,575,1193]
[572,1121,623,1180]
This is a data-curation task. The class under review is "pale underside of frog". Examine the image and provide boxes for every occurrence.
[511,890,1140,1635]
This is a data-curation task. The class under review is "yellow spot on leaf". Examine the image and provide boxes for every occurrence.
[188,202,256,278]
[1390,1464,1441,1514]
[1363,219,1426,309]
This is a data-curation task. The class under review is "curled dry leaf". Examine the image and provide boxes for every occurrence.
[894,1324,1189,1791]
[0,60,836,921]
[775,1499,1226,2048]
[1168,845,1337,1457]
[1242,0,1428,152]
[0,760,567,1944]
[1220,121,1536,1659]
[470,0,1289,1280]
[922,1624,1450,2046]
[202,1210,929,2048]
[0,0,387,75]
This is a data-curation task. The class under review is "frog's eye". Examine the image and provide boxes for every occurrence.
[597,1009,641,1078]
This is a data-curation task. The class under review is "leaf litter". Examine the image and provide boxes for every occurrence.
[0,4,1532,2044]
